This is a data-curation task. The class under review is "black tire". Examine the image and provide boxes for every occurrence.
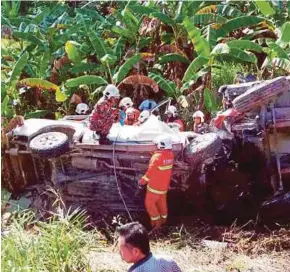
[29,132,69,158]
[233,76,288,113]
[185,133,222,165]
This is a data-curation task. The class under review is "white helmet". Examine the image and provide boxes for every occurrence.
[119,97,133,109]
[153,134,173,150]
[138,110,150,123]
[192,110,204,123]
[76,103,89,114]
[165,105,177,117]
[103,84,120,99]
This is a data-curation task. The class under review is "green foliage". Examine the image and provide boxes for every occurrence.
[65,76,107,88]
[255,0,276,16]
[204,88,218,113]
[65,41,82,64]
[149,72,176,97]
[158,53,190,65]
[1,208,98,272]
[9,52,29,88]
[183,56,209,82]
[112,54,142,83]
[183,17,210,57]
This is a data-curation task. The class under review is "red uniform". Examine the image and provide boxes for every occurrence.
[89,99,120,139]
[139,150,174,228]
[124,108,140,126]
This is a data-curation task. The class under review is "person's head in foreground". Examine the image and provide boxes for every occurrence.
[117,222,150,264]
[192,110,204,125]
[103,84,120,106]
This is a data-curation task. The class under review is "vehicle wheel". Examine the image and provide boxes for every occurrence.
[29,132,69,158]
[184,133,222,166]
[232,77,288,113]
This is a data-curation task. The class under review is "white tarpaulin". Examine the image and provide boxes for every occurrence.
[108,115,185,144]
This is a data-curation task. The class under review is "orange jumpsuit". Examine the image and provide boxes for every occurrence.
[139,150,174,228]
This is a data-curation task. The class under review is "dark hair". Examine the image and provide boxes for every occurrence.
[117,222,150,255]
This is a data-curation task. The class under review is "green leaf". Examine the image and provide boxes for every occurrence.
[229,48,257,63]
[216,4,243,17]
[183,56,209,82]
[204,25,217,48]
[114,37,127,60]
[280,22,290,43]
[217,16,265,37]
[9,52,29,88]
[24,110,50,119]
[204,88,218,112]
[113,54,142,84]
[255,0,276,16]
[150,12,175,26]
[69,63,99,75]
[191,13,227,26]
[148,73,176,97]
[101,54,117,66]
[65,75,107,88]
[122,8,139,32]
[88,29,107,59]
[39,51,50,78]
[158,53,190,65]
[13,31,43,47]
[227,40,263,53]
[75,8,106,22]
[138,37,152,50]
[65,41,81,64]
[267,41,289,59]
[55,89,67,102]
[128,5,156,14]
[112,26,133,40]
[183,17,210,57]
[272,58,290,72]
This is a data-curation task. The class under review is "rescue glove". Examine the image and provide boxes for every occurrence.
[135,184,146,197]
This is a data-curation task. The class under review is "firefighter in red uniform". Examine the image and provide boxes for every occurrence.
[125,107,140,125]
[139,134,174,229]
[164,105,184,132]
[89,84,120,144]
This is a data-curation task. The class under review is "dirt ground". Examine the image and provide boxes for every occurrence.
[88,223,290,272]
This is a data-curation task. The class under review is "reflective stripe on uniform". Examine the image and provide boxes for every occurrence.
[161,214,167,219]
[147,185,167,195]
[158,165,173,171]
[143,175,150,181]
[151,215,161,221]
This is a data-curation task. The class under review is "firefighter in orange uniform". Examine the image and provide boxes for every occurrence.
[139,135,174,229]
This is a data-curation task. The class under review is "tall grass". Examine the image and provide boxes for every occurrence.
[1,207,101,272]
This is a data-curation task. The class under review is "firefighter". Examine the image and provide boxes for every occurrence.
[192,110,210,134]
[119,97,133,125]
[125,107,140,125]
[164,105,184,132]
[119,97,140,126]
[89,84,120,144]
[139,134,174,229]
[76,103,89,115]
[135,110,150,126]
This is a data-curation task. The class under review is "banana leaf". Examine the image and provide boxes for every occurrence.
[128,5,156,14]
[113,54,142,83]
[182,56,209,82]
[114,37,127,60]
[254,0,276,16]
[158,53,190,65]
[75,8,106,22]
[9,52,29,88]
[65,75,107,88]
[183,17,210,57]
[280,21,290,43]
[216,4,243,17]
[191,13,227,26]
[20,78,60,91]
[119,75,159,93]
[13,31,43,47]
[70,63,99,75]
[217,16,265,37]
[267,41,289,59]
[204,25,217,48]
[24,110,50,119]
[65,41,82,64]
[272,58,290,72]
[227,40,263,53]
[204,88,218,112]
[150,12,175,26]
[122,9,139,33]
[148,73,176,97]
[88,29,108,59]
[39,51,50,78]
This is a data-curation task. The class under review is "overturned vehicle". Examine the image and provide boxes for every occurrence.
[3,76,290,223]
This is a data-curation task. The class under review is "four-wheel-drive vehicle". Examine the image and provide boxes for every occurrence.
[3,76,290,222]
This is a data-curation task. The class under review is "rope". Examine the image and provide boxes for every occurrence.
[112,131,133,222]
